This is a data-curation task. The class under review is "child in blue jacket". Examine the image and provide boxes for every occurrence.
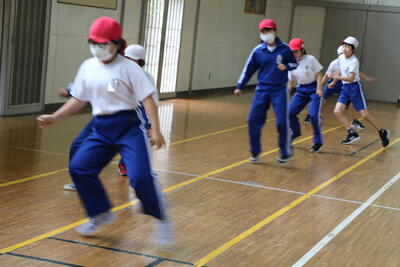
[234,19,297,163]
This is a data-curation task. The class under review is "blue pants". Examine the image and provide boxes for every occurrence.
[289,83,323,145]
[323,79,342,100]
[70,119,94,160]
[248,86,291,157]
[69,109,166,220]
[70,104,151,165]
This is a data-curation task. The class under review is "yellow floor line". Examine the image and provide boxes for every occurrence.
[0,123,343,254]
[0,168,68,188]
[1,119,277,187]
[194,137,400,267]
[170,118,277,146]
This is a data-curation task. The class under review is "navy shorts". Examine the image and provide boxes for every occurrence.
[337,82,367,111]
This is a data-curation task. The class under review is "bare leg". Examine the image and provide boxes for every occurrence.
[359,109,380,131]
[349,104,359,120]
[334,102,351,130]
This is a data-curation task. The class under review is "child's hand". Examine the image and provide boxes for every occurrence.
[364,76,376,83]
[328,81,336,88]
[327,73,335,79]
[58,88,70,98]
[277,63,287,71]
[234,89,242,96]
[150,130,165,149]
[316,89,323,97]
[36,114,57,127]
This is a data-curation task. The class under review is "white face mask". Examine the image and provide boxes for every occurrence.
[90,43,114,61]
[260,33,275,44]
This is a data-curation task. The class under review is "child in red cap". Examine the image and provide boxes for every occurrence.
[287,38,324,152]
[37,17,172,244]
[235,19,298,163]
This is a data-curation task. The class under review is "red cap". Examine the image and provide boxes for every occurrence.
[88,17,122,43]
[289,38,305,51]
[258,19,277,31]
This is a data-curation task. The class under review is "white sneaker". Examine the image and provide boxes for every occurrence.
[154,221,174,245]
[63,183,76,191]
[249,154,260,164]
[76,212,117,236]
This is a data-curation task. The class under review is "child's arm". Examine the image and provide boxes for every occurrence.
[287,79,293,93]
[235,50,259,96]
[328,79,338,88]
[321,73,328,85]
[360,72,376,82]
[141,95,165,149]
[329,72,356,83]
[37,98,87,127]
[316,72,323,97]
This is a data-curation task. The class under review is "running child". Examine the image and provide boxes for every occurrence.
[287,38,324,152]
[37,17,172,243]
[330,36,389,147]
[235,19,298,163]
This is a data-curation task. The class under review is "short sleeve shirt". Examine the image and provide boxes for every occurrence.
[338,54,360,84]
[288,55,323,85]
[71,55,156,116]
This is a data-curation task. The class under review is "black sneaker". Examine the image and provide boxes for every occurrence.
[304,114,311,124]
[378,129,390,147]
[351,119,365,130]
[341,130,360,145]
[309,143,323,153]
[275,155,292,163]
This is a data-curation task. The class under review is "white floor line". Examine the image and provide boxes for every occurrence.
[206,177,400,212]
[292,172,400,267]
[206,177,306,195]
[153,168,199,177]
[313,194,364,206]
[15,147,68,157]
[370,203,400,212]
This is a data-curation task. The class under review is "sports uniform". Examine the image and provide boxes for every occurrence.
[236,19,297,163]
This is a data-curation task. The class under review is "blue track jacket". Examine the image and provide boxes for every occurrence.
[237,38,297,90]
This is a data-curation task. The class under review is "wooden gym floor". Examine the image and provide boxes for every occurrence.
[0,90,399,266]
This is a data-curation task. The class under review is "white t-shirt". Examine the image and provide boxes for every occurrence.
[338,54,360,84]
[71,55,156,116]
[288,55,323,85]
[325,58,341,76]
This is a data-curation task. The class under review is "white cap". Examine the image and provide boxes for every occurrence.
[125,44,146,60]
[342,36,359,49]
[337,45,344,55]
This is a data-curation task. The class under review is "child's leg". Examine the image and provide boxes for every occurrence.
[271,88,292,157]
[247,91,270,156]
[349,104,359,120]
[334,102,351,130]
[308,94,323,145]
[335,85,352,130]
[69,134,118,217]
[119,127,168,221]
[65,119,95,191]
[359,109,389,147]
[70,118,95,160]
[359,109,380,130]
[288,92,309,140]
